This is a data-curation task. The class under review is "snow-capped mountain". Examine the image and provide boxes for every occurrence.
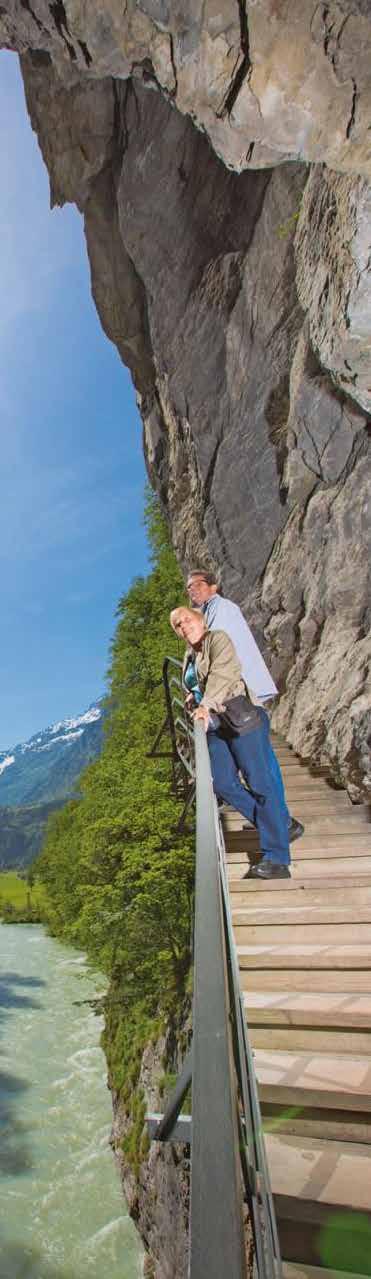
[0,702,104,808]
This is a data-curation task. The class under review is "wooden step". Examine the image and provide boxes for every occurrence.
[226,844,371,861]
[264,1104,371,1144]
[223,809,360,828]
[233,904,371,926]
[289,806,368,818]
[230,885,371,909]
[223,812,371,831]
[267,1130,371,1211]
[279,765,325,774]
[283,804,361,816]
[234,922,371,945]
[255,1049,371,1111]
[250,1025,371,1055]
[278,1198,371,1273]
[291,857,371,877]
[245,992,371,1028]
[237,943,371,970]
[282,789,353,804]
[290,839,371,855]
[228,875,371,896]
[297,823,371,840]
[240,968,371,993]
[228,829,371,846]
[228,857,371,878]
[276,762,342,775]
[299,817,370,833]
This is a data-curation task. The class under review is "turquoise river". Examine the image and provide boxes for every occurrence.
[0,923,143,1279]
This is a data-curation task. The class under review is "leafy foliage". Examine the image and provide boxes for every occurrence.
[36,492,194,1160]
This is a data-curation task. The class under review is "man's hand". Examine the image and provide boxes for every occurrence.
[185,692,195,711]
[193,704,210,730]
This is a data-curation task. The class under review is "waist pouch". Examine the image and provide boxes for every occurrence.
[220,695,261,737]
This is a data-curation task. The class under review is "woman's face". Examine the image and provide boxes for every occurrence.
[172,610,206,646]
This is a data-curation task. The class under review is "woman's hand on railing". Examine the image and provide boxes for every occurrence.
[193,704,210,730]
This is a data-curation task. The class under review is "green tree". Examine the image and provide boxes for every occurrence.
[36,491,193,1139]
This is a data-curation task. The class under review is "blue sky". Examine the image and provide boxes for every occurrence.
[0,52,149,747]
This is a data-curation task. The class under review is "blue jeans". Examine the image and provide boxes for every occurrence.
[207,722,290,866]
[258,708,290,825]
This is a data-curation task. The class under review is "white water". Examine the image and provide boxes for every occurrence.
[0,924,143,1279]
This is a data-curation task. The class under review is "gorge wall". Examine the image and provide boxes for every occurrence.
[1,2,370,796]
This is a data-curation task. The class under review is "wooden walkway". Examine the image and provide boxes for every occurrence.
[224,736,371,1275]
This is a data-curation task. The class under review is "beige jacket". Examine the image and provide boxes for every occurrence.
[183,628,246,712]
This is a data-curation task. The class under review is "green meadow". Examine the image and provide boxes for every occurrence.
[0,871,47,922]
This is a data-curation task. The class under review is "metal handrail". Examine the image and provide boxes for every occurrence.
[147,657,282,1278]
[190,720,248,1277]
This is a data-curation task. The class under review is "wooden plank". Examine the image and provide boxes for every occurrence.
[227,857,371,878]
[237,942,371,969]
[290,857,371,876]
[223,811,371,829]
[226,845,371,860]
[244,991,371,1027]
[232,905,371,926]
[266,1131,371,1210]
[227,829,371,845]
[282,790,353,805]
[265,1108,371,1144]
[229,886,371,909]
[250,1025,371,1055]
[239,968,371,993]
[233,921,371,945]
[228,875,371,895]
[296,817,370,831]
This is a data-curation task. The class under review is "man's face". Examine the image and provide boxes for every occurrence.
[187,574,215,606]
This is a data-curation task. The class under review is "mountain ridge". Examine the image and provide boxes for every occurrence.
[0,700,105,867]
[0,701,104,808]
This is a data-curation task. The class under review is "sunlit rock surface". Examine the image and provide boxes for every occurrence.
[0,3,370,801]
[2,2,371,176]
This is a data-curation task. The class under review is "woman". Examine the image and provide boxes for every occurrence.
[170,607,290,880]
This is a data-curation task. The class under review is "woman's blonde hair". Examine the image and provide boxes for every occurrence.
[170,606,205,631]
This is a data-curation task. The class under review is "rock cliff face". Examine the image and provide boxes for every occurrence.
[111,1021,191,1279]
[1,3,370,801]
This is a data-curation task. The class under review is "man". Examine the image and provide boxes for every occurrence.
[187,569,304,844]
[170,606,290,879]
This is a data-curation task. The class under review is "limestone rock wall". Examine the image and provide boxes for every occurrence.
[0,2,370,801]
[2,1,371,176]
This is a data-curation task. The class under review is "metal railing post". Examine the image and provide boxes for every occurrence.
[189,721,247,1279]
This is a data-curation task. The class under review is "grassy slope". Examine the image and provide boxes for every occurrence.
[0,870,47,921]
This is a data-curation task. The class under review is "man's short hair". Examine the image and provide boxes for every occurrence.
[187,568,218,587]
